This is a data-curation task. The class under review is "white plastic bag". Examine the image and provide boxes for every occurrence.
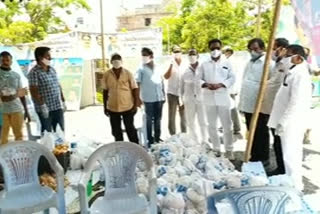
[40,131,55,151]
[162,192,185,210]
[70,153,83,170]
[53,125,65,146]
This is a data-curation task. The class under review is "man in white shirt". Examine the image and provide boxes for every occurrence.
[268,45,312,191]
[164,45,187,135]
[198,39,235,159]
[302,47,319,145]
[223,47,242,138]
[239,38,273,166]
[260,38,289,175]
[181,49,208,143]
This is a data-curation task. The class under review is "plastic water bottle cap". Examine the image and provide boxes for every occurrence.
[71,142,77,149]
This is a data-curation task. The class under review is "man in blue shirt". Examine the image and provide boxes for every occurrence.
[28,47,66,133]
[136,48,165,147]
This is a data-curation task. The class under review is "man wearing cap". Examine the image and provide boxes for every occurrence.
[102,53,140,144]
[164,45,187,135]
[222,46,242,139]
[180,49,208,143]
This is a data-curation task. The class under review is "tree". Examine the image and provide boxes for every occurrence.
[158,0,255,52]
[181,0,254,52]
[0,0,90,45]
[157,0,289,53]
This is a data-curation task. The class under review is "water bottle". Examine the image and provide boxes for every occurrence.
[70,135,78,154]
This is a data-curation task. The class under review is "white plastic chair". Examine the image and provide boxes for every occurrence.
[0,141,66,214]
[78,141,157,214]
[207,186,302,214]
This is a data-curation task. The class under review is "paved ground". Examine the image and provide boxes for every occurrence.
[2,102,319,213]
[64,104,320,195]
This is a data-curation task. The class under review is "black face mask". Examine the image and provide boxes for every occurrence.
[0,66,11,71]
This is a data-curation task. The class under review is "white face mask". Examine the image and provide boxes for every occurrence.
[188,55,198,64]
[142,56,151,64]
[42,58,51,66]
[250,51,262,59]
[271,51,278,61]
[211,50,221,58]
[174,52,182,59]
[112,60,122,69]
[281,55,296,71]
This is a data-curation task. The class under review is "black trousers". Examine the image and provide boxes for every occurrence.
[271,128,285,174]
[37,109,65,134]
[109,109,139,144]
[244,112,270,162]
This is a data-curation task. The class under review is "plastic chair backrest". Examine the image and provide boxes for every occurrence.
[0,141,59,192]
[207,186,301,214]
[84,142,153,199]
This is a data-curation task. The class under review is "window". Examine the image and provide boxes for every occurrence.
[77,17,84,25]
[145,18,151,27]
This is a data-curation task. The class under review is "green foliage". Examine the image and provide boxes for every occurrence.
[157,0,285,52]
[0,0,90,45]
[96,91,103,104]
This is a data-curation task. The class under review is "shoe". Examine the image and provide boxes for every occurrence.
[234,132,243,140]
[203,142,212,152]
[267,168,285,176]
[303,138,311,144]
[213,150,221,158]
[262,160,273,172]
[225,151,235,160]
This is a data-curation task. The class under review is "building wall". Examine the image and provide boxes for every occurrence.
[117,12,172,31]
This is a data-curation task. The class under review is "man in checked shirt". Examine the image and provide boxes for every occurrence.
[28,47,66,133]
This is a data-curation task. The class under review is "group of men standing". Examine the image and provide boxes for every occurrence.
[0,36,312,192]
[102,37,313,191]
[0,47,66,145]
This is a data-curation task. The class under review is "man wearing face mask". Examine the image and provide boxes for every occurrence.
[0,51,30,144]
[198,39,235,159]
[135,48,165,147]
[239,38,274,166]
[268,45,312,191]
[260,38,289,175]
[28,47,66,133]
[102,53,140,144]
[164,45,187,135]
[222,46,242,139]
[180,49,208,144]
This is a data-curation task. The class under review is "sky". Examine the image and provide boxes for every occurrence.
[67,0,162,33]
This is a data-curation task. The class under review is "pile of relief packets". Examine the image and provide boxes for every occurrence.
[135,133,297,214]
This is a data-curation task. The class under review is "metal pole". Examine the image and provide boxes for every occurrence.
[100,0,106,72]
[256,0,262,37]
[167,24,170,54]
[244,0,283,162]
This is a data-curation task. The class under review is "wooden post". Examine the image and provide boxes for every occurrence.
[244,0,283,162]
[256,0,262,37]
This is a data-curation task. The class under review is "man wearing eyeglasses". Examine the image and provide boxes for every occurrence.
[268,45,312,191]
